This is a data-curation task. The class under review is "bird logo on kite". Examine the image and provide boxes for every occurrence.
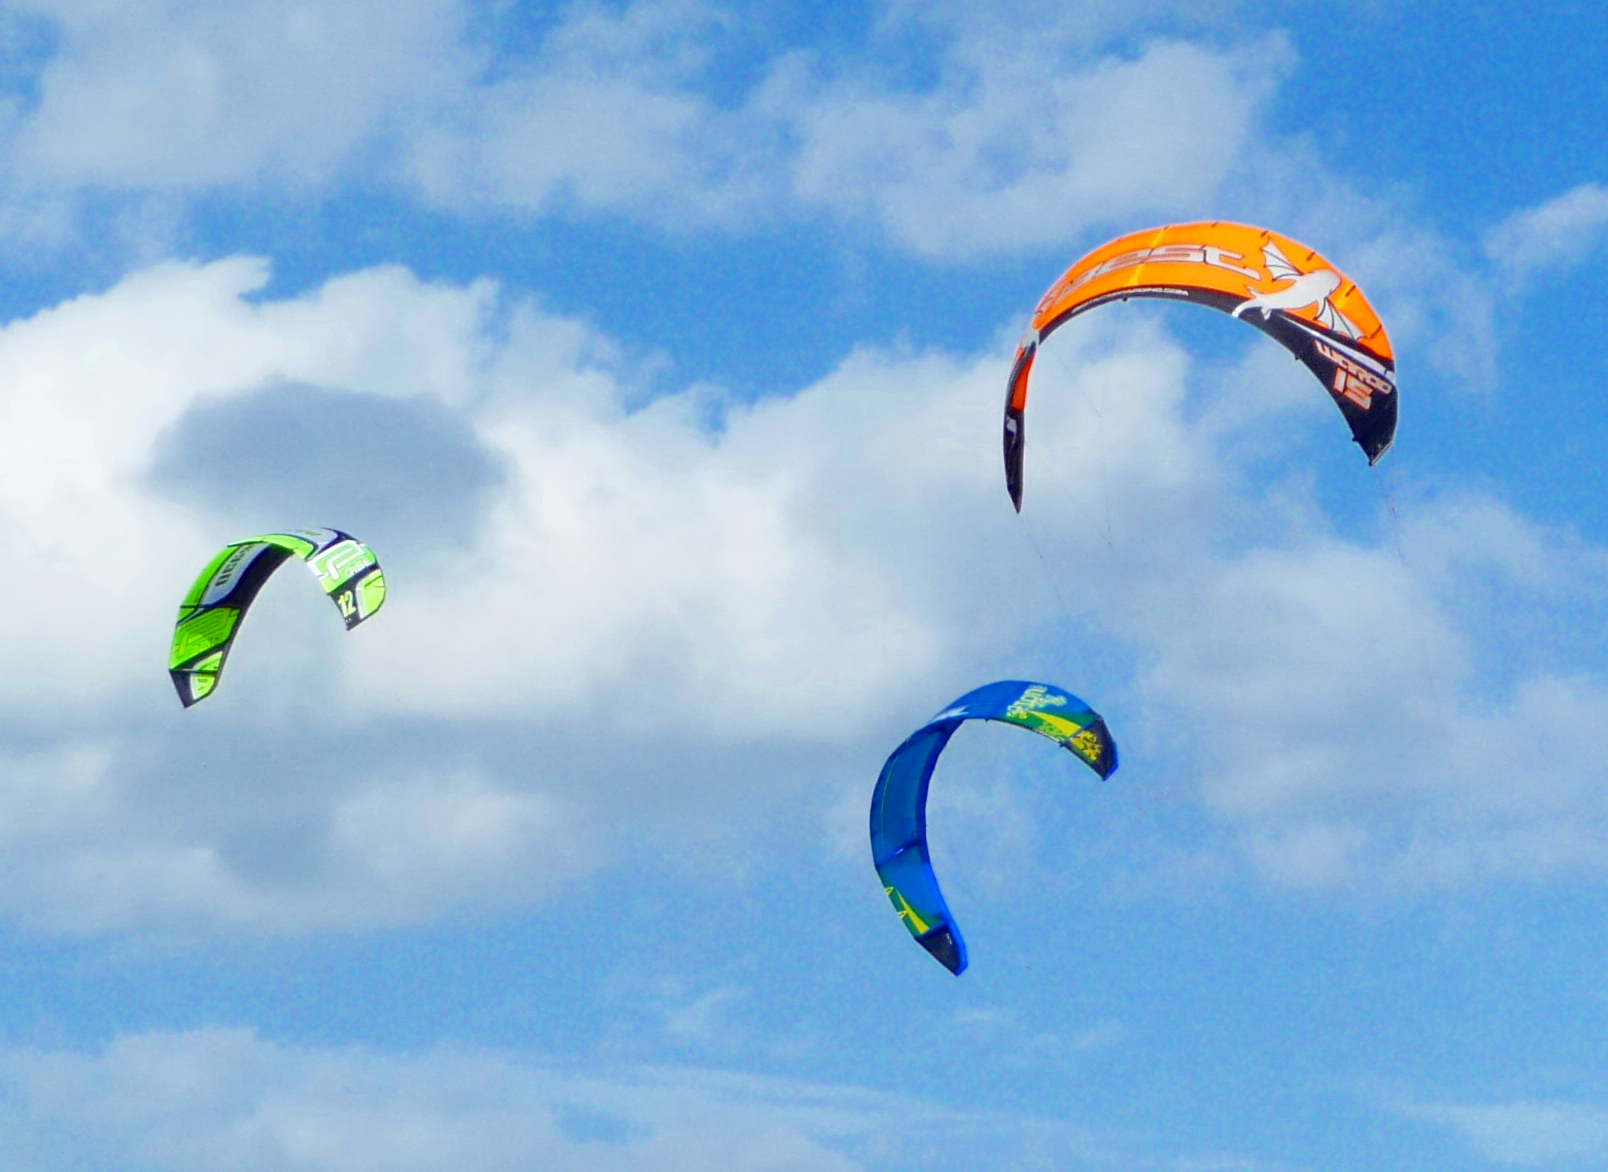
[1232,241,1363,340]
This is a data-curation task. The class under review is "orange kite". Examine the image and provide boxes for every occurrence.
[1005,222,1396,511]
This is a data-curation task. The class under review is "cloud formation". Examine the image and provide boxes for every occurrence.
[0,250,1603,935]
[779,35,1289,256]
[0,0,1297,258]
[1401,1097,1608,1166]
[0,1028,1106,1171]
[11,0,472,191]
[1485,182,1608,284]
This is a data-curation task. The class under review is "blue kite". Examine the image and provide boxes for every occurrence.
[869,681,1118,975]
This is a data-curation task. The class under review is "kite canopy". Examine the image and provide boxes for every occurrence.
[868,681,1117,975]
[169,528,386,707]
[1005,221,1397,511]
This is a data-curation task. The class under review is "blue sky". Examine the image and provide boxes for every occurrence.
[0,1,1605,1168]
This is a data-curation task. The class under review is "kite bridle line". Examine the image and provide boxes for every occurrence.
[1015,301,1182,836]
[1008,295,1130,646]
[1045,297,1122,552]
[1008,296,1124,665]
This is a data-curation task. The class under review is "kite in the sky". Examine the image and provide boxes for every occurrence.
[169,528,386,707]
[1004,222,1397,511]
[869,681,1117,975]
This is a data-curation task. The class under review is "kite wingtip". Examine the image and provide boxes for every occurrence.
[919,925,968,975]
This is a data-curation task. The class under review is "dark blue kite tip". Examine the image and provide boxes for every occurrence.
[919,926,967,975]
[1097,729,1119,780]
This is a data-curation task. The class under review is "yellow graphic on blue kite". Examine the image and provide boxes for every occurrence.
[1001,683,1116,775]
[868,681,1117,975]
[885,885,931,936]
[169,527,386,708]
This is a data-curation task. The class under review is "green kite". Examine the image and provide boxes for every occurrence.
[170,528,386,707]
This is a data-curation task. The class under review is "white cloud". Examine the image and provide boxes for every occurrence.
[781,35,1291,257]
[1117,484,1608,890]
[1338,218,1500,391]
[0,743,115,838]
[403,0,773,222]
[0,0,1570,422]
[981,317,1608,893]
[0,254,1055,932]
[0,250,1603,932]
[0,257,587,931]
[0,1028,1108,1172]
[0,0,1549,417]
[10,0,474,191]
[327,771,602,921]
[1486,182,1608,284]
[0,0,1310,262]
[398,9,1297,256]
[0,257,492,720]
[349,334,1031,735]
[1403,1099,1608,1166]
